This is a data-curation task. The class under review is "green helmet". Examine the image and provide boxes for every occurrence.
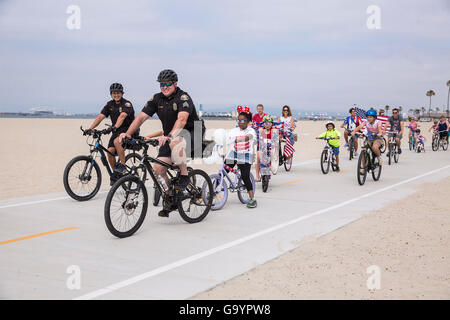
[262,115,273,123]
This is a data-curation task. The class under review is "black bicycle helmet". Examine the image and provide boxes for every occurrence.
[109,83,123,93]
[157,69,178,82]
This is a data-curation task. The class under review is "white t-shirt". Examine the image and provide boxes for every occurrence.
[225,126,256,163]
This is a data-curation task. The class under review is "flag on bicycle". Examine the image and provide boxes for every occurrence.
[355,107,367,120]
[284,133,295,158]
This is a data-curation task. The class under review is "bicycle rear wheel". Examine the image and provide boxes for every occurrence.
[63,155,102,201]
[178,169,213,223]
[388,143,393,165]
[357,151,368,186]
[104,175,148,238]
[320,149,330,174]
[237,173,255,204]
[209,174,228,211]
[380,137,387,154]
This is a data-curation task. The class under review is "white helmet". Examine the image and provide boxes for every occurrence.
[325,121,335,128]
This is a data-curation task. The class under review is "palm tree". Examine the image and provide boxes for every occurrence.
[398,106,403,113]
[385,105,390,115]
[447,80,450,117]
[426,90,435,117]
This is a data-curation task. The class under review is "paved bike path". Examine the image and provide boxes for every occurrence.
[1,148,449,299]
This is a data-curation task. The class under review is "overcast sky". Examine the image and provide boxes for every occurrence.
[1,0,449,114]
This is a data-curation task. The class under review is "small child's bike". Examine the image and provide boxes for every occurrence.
[316,137,340,174]
[208,146,255,210]
[356,134,382,186]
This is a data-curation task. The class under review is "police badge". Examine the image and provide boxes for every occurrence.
[173,103,178,111]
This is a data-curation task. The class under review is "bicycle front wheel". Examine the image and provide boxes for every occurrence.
[63,155,102,201]
[209,174,228,211]
[442,139,449,151]
[357,151,368,186]
[178,169,213,224]
[104,175,148,238]
[320,149,330,174]
[371,156,382,181]
[380,137,387,154]
[393,145,399,163]
[432,137,439,151]
[262,175,269,193]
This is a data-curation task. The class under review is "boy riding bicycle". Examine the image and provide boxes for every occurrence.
[317,121,341,171]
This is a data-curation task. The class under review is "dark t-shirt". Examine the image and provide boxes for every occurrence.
[101,98,135,132]
[388,115,404,132]
[141,87,200,136]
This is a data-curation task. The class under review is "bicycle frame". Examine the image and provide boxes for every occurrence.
[214,157,245,193]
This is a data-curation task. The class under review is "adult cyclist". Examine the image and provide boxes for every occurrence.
[387,108,404,155]
[119,69,202,217]
[87,83,136,185]
[341,107,362,156]
[352,109,383,166]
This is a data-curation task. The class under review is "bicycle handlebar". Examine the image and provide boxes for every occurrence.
[80,126,111,138]
[123,136,162,148]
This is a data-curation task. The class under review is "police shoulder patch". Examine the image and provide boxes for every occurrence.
[125,102,132,107]
[180,94,189,101]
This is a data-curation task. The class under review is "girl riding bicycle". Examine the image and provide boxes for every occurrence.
[224,106,257,208]
[352,109,384,166]
[408,117,419,146]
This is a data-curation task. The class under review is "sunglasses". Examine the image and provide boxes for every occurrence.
[393,112,398,114]
[160,82,173,88]
[283,109,289,112]
[237,119,248,123]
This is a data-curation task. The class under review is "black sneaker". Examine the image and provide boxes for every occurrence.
[336,166,340,172]
[158,209,171,218]
[114,163,128,175]
[110,177,117,186]
[175,175,190,190]
[398,148,402,154]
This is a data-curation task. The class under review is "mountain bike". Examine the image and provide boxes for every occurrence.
[386,131,400,165]
[317,137,339,174]
[432,131,448,151]
[208,152,256,211]
[356,134,382,186]
[63,126,142,201]
[104,137,213,238]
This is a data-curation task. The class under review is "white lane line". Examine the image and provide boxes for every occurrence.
[0,191,108,209]
[74,163,450,300]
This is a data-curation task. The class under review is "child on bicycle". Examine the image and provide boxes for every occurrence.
[416,129,425,146]
[257,115,279,180]
[352,109,384,166]
[317,121,341,171]
[408,117,419,145]
[225,106,257,208]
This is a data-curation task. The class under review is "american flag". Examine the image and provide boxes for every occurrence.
[283,131,295,158]
[355,107,390,131]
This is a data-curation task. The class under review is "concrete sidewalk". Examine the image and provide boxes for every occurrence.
[1,147,449,299]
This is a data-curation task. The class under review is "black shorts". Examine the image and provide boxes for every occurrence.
[157,141,172,158]
[157,132,204,159]
[108,128,139,149]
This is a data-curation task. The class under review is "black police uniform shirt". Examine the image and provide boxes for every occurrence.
[100,98,135,133]
[141,87,200,136]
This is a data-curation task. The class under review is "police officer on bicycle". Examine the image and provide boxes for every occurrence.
[88,83,136,185]
[119,69,202,217]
